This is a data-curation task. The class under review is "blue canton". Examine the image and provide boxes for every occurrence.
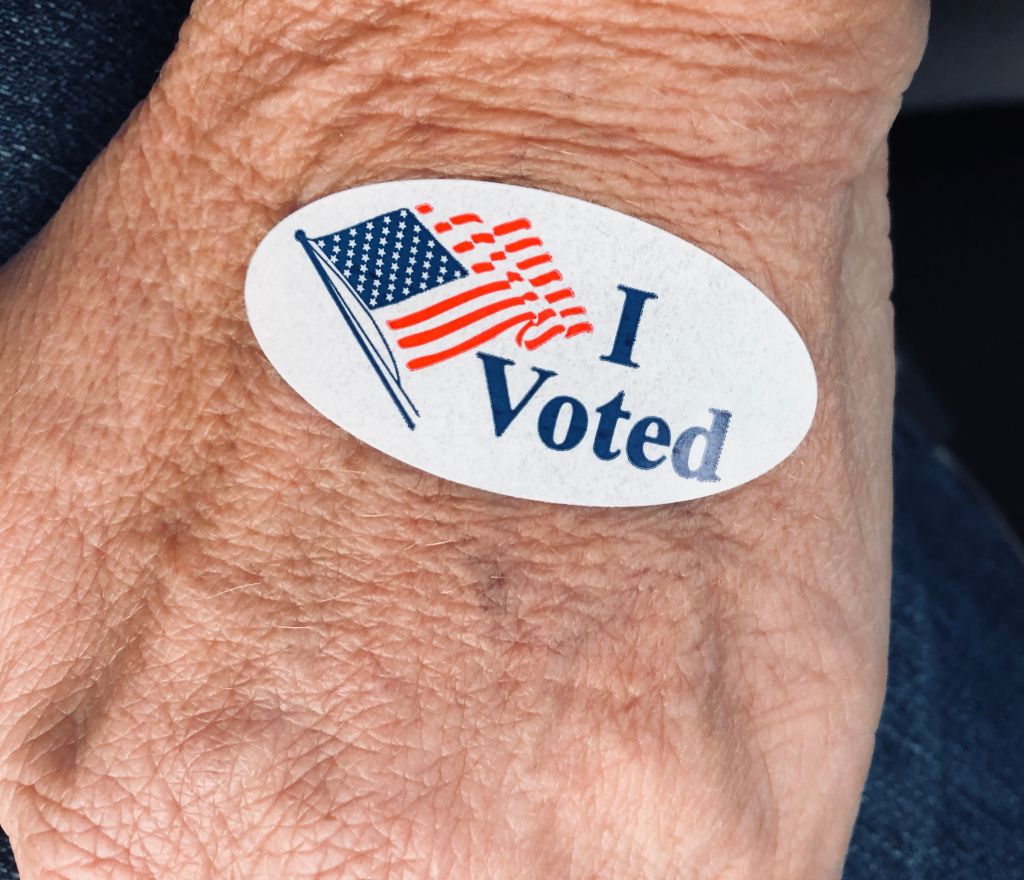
[313,209,469,310]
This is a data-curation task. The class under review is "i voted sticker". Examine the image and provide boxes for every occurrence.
[245,179,816,507]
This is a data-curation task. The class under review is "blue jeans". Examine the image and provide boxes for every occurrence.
[845,420,1024,878]
[2,2,1022,877]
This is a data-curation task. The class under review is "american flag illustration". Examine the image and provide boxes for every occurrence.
[296,202,592,428]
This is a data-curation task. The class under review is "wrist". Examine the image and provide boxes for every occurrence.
[136,0,920,320]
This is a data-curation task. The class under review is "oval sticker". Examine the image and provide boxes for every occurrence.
[245,179,816,507]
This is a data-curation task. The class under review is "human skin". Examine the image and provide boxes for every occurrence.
[0,1,927,878]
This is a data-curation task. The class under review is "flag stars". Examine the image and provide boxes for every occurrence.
[315,210,471,310]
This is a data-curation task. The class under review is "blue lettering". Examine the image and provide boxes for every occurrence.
[593,391,631,461]
[600,285,658,369]
[671,409,732,482]
[477,352,556,437]
[538,396,589,451]
[626,416,671,470]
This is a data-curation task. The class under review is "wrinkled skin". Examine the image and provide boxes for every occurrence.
[0,1,927,877]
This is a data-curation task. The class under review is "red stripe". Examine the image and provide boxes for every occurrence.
[472,232,495,244]
[494,218,531,236]
[514,308,556,347]
[434,221,452,233]
[453,241,474,253]
[516,254,552,270]
[415,203,433,214]
[472,262,495,273]
[565,322,593,338]
[533,308,556,323]
[451,213,483,225]
[505,236,542,252]
[530,270,562,287]
[559,305,587,318]
[407,313,532,370]
[524,324,566,350]
[490,251,506,261]
[544,288,574,304]
[386,280,512,329]
[397,296,530,348]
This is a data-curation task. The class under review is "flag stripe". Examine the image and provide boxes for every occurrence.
[396,295,531,348]
[494,219,531,236]
[406,313,533,371]
[565,322,593,338]
[516,254,552,270]
[524,323,566,349]
[506,236,542,252]
[530,270,562,287]
[543,288,574,304]
[386,279,512,329]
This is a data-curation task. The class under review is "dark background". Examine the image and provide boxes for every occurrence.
[893,0,1024,546]
[1,1,1023,877]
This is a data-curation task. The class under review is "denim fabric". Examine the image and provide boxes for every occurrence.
[844,422,1024,878]
[2,3,1023,878]
[0,0,190,265]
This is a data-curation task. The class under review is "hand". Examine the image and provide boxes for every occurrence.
[0,1,926,877]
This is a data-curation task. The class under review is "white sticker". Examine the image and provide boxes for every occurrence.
[245,179,816,507]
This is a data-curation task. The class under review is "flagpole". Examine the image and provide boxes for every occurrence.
[295,230,419,430]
